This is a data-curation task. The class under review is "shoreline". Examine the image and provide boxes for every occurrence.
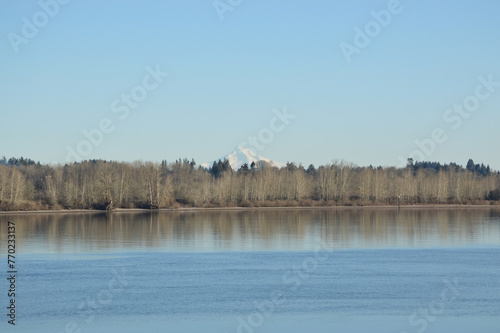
[0,204,498,215]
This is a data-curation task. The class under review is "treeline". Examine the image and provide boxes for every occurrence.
[0,156,499,211]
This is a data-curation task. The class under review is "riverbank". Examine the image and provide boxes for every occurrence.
[1,203,499,215]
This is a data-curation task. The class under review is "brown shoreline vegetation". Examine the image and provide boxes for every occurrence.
[1,204,500,216]
[0,157,499,212]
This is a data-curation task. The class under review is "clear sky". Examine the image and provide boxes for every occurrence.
[1,0,499,169]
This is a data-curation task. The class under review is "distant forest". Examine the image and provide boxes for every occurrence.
[0,156,499,211]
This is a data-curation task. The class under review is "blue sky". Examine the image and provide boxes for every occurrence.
[1,0,499,169]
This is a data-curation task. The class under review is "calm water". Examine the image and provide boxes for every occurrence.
[0,208,499,332]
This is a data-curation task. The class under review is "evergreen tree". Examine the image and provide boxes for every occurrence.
[466,159,475,171]
[239,163,249,173]
[306,164,316,175]
[222,158,231,172]
[286,162,297,171]
[210,160,221,178]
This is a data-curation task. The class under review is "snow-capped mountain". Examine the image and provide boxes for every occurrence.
[201,145,286,170]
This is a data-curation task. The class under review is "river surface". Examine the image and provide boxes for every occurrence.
[0,208,499,332]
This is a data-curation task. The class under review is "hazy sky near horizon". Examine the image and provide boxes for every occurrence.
[1,0,499,169]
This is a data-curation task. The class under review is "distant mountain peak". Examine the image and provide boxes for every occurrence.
[201,146,285,170]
